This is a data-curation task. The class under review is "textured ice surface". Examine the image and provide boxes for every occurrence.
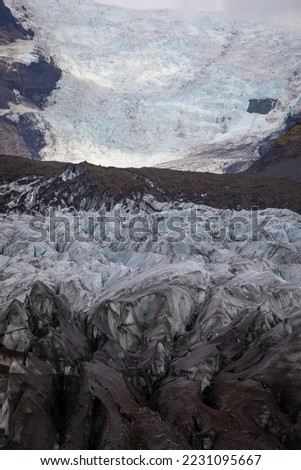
[1,204,301,323]
[1,200,301,448]
[4,0,301,168]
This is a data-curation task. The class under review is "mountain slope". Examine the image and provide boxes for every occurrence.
[0,1,61,161]
[0,0,33,43]
[244,123,301,182]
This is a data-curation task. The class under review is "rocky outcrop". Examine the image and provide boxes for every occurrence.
[0,119,31,158]
[244,123,301,182]
[0,114,50,160]
[0,0,33,44]
[247,99,278,115]
[0,2,61,159]
[0,57,62,159]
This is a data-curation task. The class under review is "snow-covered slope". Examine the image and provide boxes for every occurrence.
[3,0,301,169]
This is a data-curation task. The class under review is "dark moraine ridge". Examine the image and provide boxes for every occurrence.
[1,154,301,214]
[0,58,62,110]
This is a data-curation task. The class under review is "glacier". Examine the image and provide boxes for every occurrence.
[2,203,301,318]
[2,0,301,169]
[1,200,301,448]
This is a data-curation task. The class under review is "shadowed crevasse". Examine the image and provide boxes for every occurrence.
[1,155,301,213]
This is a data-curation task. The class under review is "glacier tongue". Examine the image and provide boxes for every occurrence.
[3,0,301,168]
[1,201,301,448]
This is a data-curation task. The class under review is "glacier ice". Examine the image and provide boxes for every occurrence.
[3,0,301,169]
[1,200,301,448]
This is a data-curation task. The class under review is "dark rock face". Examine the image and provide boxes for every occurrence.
[0,58,62,110]
[13,114,47,160]
[247,99,278,115]
[20,59,61,109]
[0,0,33,44]
[0,282,188,449]
[285,111,301,130]
[0,118,31,158]
[0,57,61,158]
[0,2,61,159]
[244,123,301,182]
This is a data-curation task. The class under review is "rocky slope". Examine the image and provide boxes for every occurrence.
[0,0,33,44]
[0,1,61,160]
[244,123,301,182]
[1,156,301,449]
